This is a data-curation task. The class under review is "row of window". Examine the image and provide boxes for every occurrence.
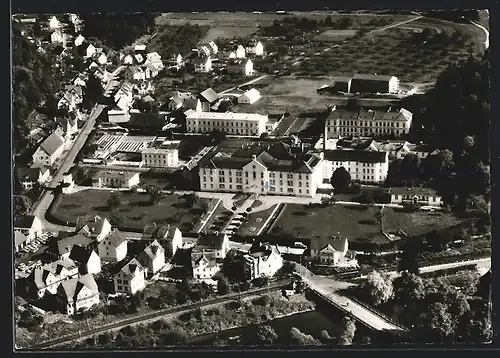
[190,128,259,135]
[203,183,310,195]
[332,162,379,167]
[206,169,308,181]
[331,127,405,134]
[331,120,406,127]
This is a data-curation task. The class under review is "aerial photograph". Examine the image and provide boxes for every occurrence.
[11,9,491,350]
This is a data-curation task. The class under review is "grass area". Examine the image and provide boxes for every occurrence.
[382,207,464,237]
[315,29,356,41]
[273,203,388,244]
[201,26,258,42]
[238,204,279,236]
[52,190,209,232]
[202,202,233,234]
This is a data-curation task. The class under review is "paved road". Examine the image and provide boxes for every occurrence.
[27,280,292,350]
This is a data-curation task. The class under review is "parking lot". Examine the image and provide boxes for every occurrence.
[15,232,55,277]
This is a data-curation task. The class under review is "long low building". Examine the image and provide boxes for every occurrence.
[322,150,389,184]
[389,187,442,207]
[91,170,140,189]
[186,111,269,137]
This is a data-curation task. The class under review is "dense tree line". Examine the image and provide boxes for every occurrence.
[80,13,157,50]
[154,24,209,60]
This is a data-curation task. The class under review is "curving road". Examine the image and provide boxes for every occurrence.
[26,280,292,350]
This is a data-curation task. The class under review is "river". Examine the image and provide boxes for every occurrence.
[188,310,343,346]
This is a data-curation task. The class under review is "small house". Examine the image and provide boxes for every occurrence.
[68,245,102,275]
[113,258,146,295]
[59,274,100,315]
[98,229,128,262]
[238,88,261,105]
[32,131,65,166]
[390,187,442,207]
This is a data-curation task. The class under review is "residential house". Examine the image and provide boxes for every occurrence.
[48,15,60,30]
[134,54,144,64]
[58,85,84,112]
[236,45,246,58]
[114,82,134,110]
[309,237,351,266]
[121,53,134,65]
[113,258,146,295]
[141,138,180,168]
[69,245,102,274]
[98,229,128,262]
[144,62,160,78]
[191,251,219,281]
[73,73,87,87]
[85,44,97,58]
[54,234,93,258]
[56,116,78,142]
[208,41,219,55]
[74,34,85,47]
[243,242,283,280]
[142,224,183,257]
[227,59,254,76]
[194,233,230,260]
[322,150,389,184]
[393,142,434,160]
[61,172,75,194]
[14,232,30,253]
[134,44,147,52]
[145,52,164,70]
[199,45,211,57]
[168,91,194,111]
[246,40,264,56]
[186,112,269,136]
[332,76,352,93]
[76,215,112,242]
[136,240,166,277]
[91,170,140,189]
[183,98,203,113]
[108,106,131,123]
[175,53,183,67]
[125,66,146,81]
[198,88,219,112]
[238,88,261,105]
[190,56,212,73]
[50,29,64,44]
[350,74,399,94]
[198,141,324,197]
[59,274,100,315]
[32,130,65,166]
[97,53,108,65]
[390,187,443,207]
[16,166,50,190]
[325,106,413,138]
[29,258,79,298]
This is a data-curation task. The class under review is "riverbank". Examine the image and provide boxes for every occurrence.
[60,291,314,349]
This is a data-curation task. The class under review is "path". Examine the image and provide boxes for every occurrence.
[469,20,489,50]
[218,75,268,95]
[368,15,423,35]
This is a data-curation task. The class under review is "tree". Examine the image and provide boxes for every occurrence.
[106,192,121,209]
[357,190,375,206]
[393,272,426,303]
[161,329,188,346]
[209,130,227,144]
[289,327,318,346]
[255,325,278,345]
[361,270,394,306]
[339,316,356,345]
[146,185,163,205]
[413,301,455,342]
[84,74,104,106]
[330,167,351,193]
[217,275,230,295]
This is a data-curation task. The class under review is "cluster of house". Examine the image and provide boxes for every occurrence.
[183,40,264,75]
[19,216,184,314]
[331,74,400,94]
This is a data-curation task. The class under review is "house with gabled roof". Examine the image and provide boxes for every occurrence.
[58,274,100,315]
[29,258,79,298]
[226,58,254,76]
[197,87,218,112]
[136,240,166,277]
[55,116,78,141]
[14,215,43,241]
[121,53,134,65]
[142,224,183,257]
[243,242,283,280]
[308,237,355,266]
[350,73,399,94]
[191,250,220,281]
[113,258,146,295]
[76,215,112,242]
[74,34,85,47]
[53,234,93,258]
[238,88,261,105]
[48,15,60,30]
[32,130,65,166]
[98,229,128,262]
[16,166,50,190]
[194,232,230,260]
[85,43,97,58]
[189,56,212,73]
[236,45,246,58]
[69,245,102,275]
[14,231,30,253]
[246,40,264,56]
[389,187,442,207]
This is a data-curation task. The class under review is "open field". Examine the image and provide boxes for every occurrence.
[382,207,464,237]
[315,29,357,41]
[272,203,388,244]
[201,26,259,43]
[52,190,209,232]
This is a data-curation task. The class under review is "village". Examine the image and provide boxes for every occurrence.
[12,11,491,348]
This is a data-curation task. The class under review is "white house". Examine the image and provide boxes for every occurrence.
[56,116,78,142]
[97,53,108,65]
[185,112,268,136]
[32,131,66,166]
[244,242,283,280]
[246,40,264,56]
[48,15,60,30]
[191,251,220,281]
[142,224,183,257]
[208,41,218,55]
[98,229,128,262]
[14,215,43,241]
[199,145,324,198]
[141,139,180,168]
[227,59,254,76]
[50,29,64,44]
[30,258,79,298]
[236,45,246,58]
[238,88,261,105]
[199,45,211,57]
[195,233,230,260]
[390,187,443,207]
[309,237,352,266]
[74,34,85,47]
[85,44,97,58]
[91,170,140,189]
[322,150,389,184]
[326,106,413,138]
[175,53,183,66]
[350,74,399,94]
[191,56,212,73]
[113,258,146,295]
[17,166,50,190]
[137,240,166,277]
[76,215,112,242]
[59,274,100,315]
[122,54,134,65]
[68,245,102,275]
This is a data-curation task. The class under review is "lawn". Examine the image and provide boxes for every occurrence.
[382,207,464,237]
[200,201,234,234]
[52,190,210,232]
[200,26,258,43]
[237,204,279,236]
[272,203,388,244]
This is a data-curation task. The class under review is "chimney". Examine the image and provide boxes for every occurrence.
[252,154,256,161]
